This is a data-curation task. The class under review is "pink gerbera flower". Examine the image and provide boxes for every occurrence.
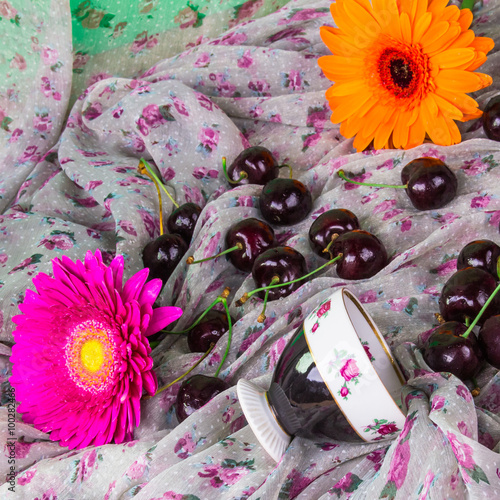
[10,250,182,449]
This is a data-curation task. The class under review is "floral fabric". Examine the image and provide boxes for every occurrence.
[2,0,500,498]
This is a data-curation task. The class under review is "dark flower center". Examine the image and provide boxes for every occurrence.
[377,46,427,100]
[389,58,413,89]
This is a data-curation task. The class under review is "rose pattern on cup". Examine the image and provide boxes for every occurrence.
[363,419,400,441]
[309,298,331,334]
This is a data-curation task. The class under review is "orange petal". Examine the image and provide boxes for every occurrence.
[422,94,439,118]
[374,110,398,149]
[406,114,426,149]
[392,110,411,148]
[424,111,451,145]
[400,12,413,44]
[320,27,361,56]
[327,80,368,97]
[432,93,463,120]
[435,87,480,115]
[329,92,373,123]
[444,115,462,144]
[353,130,375,152]
[344,0,381,37]
[430,48,475,69]
[435,69,491,93]
[440,5,460,23]
[419,21,450,48]
[470,37,495,55]
[448,30,475,50]
[413,12,432,44]
[426,25,461,55]
[465,53,487,72]
[458,8,473,31]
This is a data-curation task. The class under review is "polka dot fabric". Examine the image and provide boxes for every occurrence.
[2,0,500,498]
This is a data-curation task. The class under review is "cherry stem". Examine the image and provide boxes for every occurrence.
[460,0,475,10]
[138,161,164,235]
[187,243,243,265]
[462,282,500,338]
[161,288,231,335]
[214,297,232,378]
[258,276,280,323]
[239,254,343,303]
[222,156,248,184]
[278,164,293,179]
[465,316,471,328]
[139,158,179,209]
[322,233,339,260]
[338,170,407,189]
[150,343,215,397]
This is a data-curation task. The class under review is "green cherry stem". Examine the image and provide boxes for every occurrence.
[257,275,280,323]
[186,243,243,265]
[139,158,179,209]
[338,170,407,189]
[322,233,339,260]
[237,254,343,305]
[460,0,475,10]
[279,164,293,179]
[214,297,232,378]
[462,282,500,339]
[150,343,216,398]
[222,156,247,184]
[161,288,231,335]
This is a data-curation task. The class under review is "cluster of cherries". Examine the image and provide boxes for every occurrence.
[139,92,500,422]
[422,239,500,385]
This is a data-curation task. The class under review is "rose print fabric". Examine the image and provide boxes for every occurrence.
[3,0,500,498]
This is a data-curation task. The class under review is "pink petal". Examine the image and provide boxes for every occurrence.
[121,268,149,303]
[143,370,157,395]
[137,278,162,307]
[144,306,183,336]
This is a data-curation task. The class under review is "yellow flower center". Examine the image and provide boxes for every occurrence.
[80,339,104,373]
[65,319,118,393]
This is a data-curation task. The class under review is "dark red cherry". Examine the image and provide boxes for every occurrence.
[225,218,276,272]
[422,321,483,381]
[142,233,188,284]
[187,310,234,353]
[331,230,388,280]
[260,178,312,225]
[400,158,457,210]
[478,315,500,369]
[252,246,307,301]
[457,239,500,279]
[309,209,360,258]
[227,146,279,185]
[483,96,500,142]
[439,267,500,325]
[167,203,202,244]
[175,374,229,422]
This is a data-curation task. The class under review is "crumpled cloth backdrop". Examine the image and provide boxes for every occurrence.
[2,0,500,498]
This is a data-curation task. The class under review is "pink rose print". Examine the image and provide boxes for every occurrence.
[142,104,164,126]
[33,114,52,133]
[373,199,397,214]
[457,421,471,438]
[41,46,58,65]
[317,300,331,317]
[471,195,490,208]
[196,92,214,111]
[344,172,372,191]
[17,469,36,486]
[175,4,201,29]
[417,470,435,500]
[340,359,359,382]
[378,423,399,435]
[363,343,374,361]
[198,127,219,154]
[83,102,103,121]
[387,439,410,488]
[456,384,473,403]
[311,323,319,333]
[387,297,410,312]
[237,49,253,68]
[39,234,74,251]
[400,217,412,232]
[359,290,378,303]
[382,208,404,220]
[278,8,328,25]
[9,128,23,143]
[222,406,235,423]
[172,97,189,116]
[34,487,58,500]
[0,0,17,19]
[0,254,8,264]
[130,31,158,54]
[73,51,90,70]
[461,157,489,176]
[435,259,457,277]
[10,53,26,71]
[126,456,148,480]
[87,72,112,87]
[430,395,446,412]
[340,386,349,397]
[366,448,386,471]
[286,70,302,90]
[446,432,475,469]
[194,52,211,68]
[248,79,271,96]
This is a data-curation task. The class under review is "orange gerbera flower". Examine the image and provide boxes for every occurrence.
[318,0,494,151]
